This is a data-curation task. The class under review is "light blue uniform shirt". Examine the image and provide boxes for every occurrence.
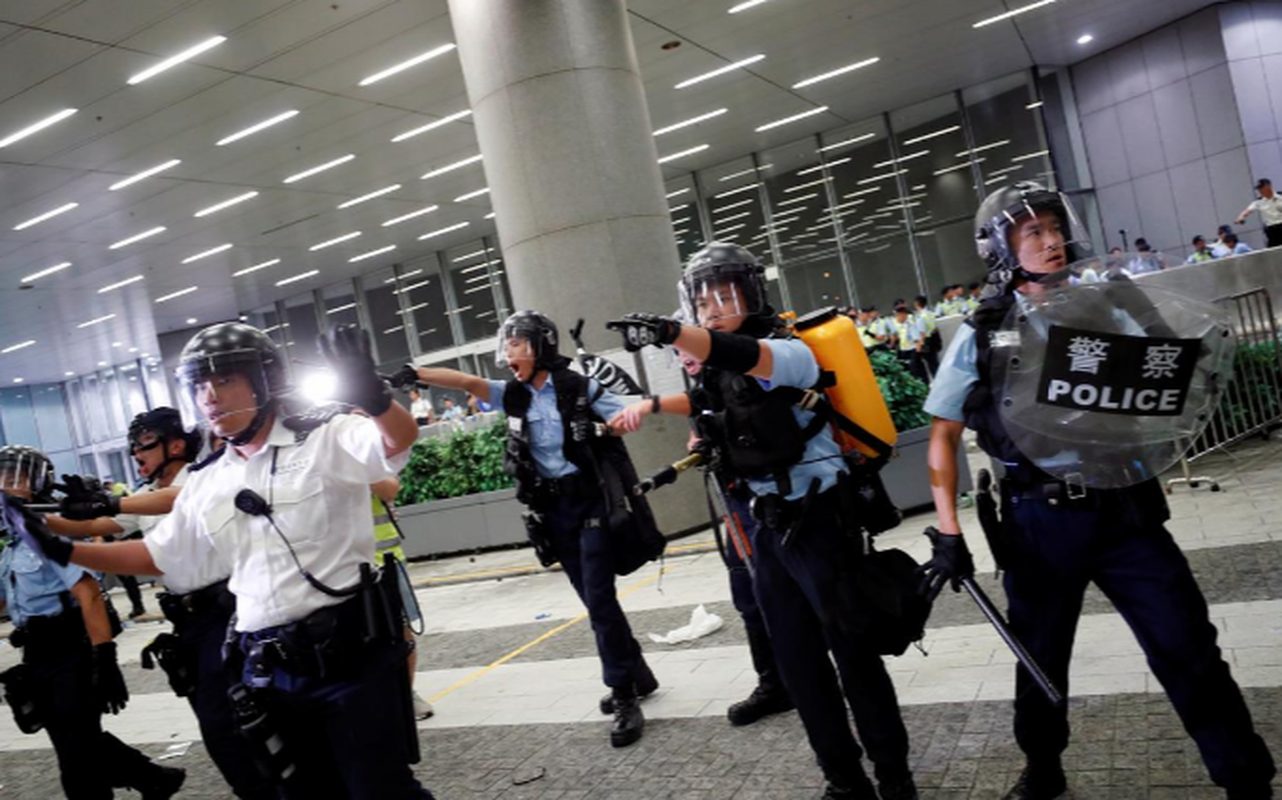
[487,375,626,479]
[0,534,94,627]
[744,339,847,501]
[923,325,979,422]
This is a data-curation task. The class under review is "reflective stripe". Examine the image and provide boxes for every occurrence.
[373,514,392,527]
[376,536,404,551]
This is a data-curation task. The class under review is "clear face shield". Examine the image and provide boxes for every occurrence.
[1003,192,1094,289]
[494,330,538,376]
[176,349,275,438]
[680,273,762,330]
[0,452,50,498]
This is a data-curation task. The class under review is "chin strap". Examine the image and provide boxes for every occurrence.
[223,401,276,446]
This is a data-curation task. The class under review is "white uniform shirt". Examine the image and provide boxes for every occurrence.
[117,467,231,595]
[144,415,408,632]
[1250,194,1282,227]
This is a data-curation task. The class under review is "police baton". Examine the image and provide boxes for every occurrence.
[960,576,1065,707]
[633,452,704,496]
[24,504,60,514]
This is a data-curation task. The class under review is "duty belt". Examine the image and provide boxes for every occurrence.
[11,611,84,649]
[239,595,367,686]
[159,579,233,626]
[1002,478,1094,506]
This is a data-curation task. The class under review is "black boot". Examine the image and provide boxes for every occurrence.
[599,660,660,715]
[820,774,878,799]
[1003,760,1066,800]
[610,690,644,748]
[876,772,919,800]
[726,682,794,726]
[139,766,186,800]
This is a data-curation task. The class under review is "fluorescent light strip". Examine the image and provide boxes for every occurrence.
[109,226,167,249]
[393,110,473,143]
[128,36,227,84]
[903,125,961,146]
[715,211,750,224]
[465,272,493,284]
[0,109,77,149]
[21,262,71,283]
[454,187,491,202]
[785,177,832,193]
[872,150,930,169]
[350,245,396,262]
[1026,101,1045,110]
[658,144,710,164]
[672,228,690,237]
[98,275,144,294]
[383,325,406,334]
[155,286,198,303]
[987,165,1025,177]
[283,154,355,184]
[729,0,769,11]
[194,191,258,217]
[756,106,828,133]
[109,159,182,191]
[484,212,496,220]
[78,314,116,329]
[181,243,232,264]
[13,202,78,231]
[359,43,457,86]
[974,0,1057,29]
[232,259,280,278]
[912,184,927,191]
[666,188,690,199]
[797,157,850,177]
[309,231,362,250]
[463,284,493,295]
[714,182,760,199]
[857,169,907,186]
[420,153,483,180]
[382,205,439,227]
[675,55,765,90]
[453,249,493,262]
[338,184,401,209]
[777,192,818,207]
[934,158,985,176]
[719,164,771,182]
[276,270,319,287]
[385,269,424,283]
[1,340,36,354]
[654,108,728,137]
[670,203,690,214]
[957,139,1011,157]
[460,260,499,275]
[672,216,692,227]
[845,186,883,199]
[713,198,755,214]
[826,199,865,212]
[1011,149,1050,162]
[819,133,875,153]
[393,279,433,294]
[216,110,299,146]
[792,57,880,89]
[418,221,470,240]
[327,303,357,315]
[715,223,747,235]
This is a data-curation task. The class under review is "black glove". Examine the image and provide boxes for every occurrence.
[387,363,421,391]
[91,642,129,715]
[916,526,975,602]
[58,475,121,520]
[606,314,682,353]
[319,324,393,416]
[2,497,73,566]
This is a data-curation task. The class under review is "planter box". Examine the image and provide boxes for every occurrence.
[881,425,972,513]
[395,488,526,559]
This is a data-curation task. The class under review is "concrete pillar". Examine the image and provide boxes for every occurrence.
[448,0,705,534]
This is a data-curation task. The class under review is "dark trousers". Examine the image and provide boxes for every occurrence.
[896,350,927,383]
[1266,223,1282,248]
[721,493,783,693]
[24,620,167,799]
[546,492,646,688]
[177,605,277,799]
[1003,494,1276,790]
[749,497,910,785]
[239,608,432,800]
[118,574,145,613]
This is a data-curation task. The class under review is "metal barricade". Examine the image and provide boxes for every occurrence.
[1168,287,1282,493]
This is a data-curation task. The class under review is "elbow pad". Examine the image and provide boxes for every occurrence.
[704,330,762,375]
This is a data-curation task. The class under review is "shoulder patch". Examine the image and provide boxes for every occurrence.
[283,402,356,443]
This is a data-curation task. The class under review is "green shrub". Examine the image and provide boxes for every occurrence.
[396,421,514,505]
[868,350,932,432]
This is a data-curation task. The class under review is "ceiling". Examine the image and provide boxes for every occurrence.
[0,0,1217,385]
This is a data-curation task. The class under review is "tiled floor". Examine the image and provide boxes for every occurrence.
[3,436,1282,797]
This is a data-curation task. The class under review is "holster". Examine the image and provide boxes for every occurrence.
[522,510,559,567]
[0,664,43,734]
[140,632,196,697]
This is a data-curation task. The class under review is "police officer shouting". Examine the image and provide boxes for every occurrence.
[921,182,1275,799]
[0,445,185,799]
[19,322,434,799]
[609,244,916,800]
[392,310,659,748]
[45,407,275,799]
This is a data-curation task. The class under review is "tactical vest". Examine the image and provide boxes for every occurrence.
[371,495,406,564]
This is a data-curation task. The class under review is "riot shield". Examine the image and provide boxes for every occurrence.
[992,257,1234,488]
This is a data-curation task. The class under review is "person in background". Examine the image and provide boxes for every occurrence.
[913,296,942,377]
[964,282,982,312]
[1186,235,1218,265]
[465,394,482,418]
[1222,232,1253,256]
[856,307,881,350]
[1211,224,1235,258]
[409,387,434,426]
[1235,178,1282,248]
[1127,238,1167,274]
[439,398,464,422]
[890,304,926,382]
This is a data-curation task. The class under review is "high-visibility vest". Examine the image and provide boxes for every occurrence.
[372,495,406,564]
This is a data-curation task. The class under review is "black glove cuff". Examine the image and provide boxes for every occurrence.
[704,330,763,374]
[106,495,122,517]
[362,381,394,416]
[95,641,117,658]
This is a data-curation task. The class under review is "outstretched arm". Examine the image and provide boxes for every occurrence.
[414,367,493,403]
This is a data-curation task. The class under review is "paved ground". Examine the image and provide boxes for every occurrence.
[3,436,1282,798]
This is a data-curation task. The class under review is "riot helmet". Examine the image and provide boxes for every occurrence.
[679,242,772,333]
[974,181,1090,296]
[0,445,55,501]
[176,322,289,445]
[128,407,202,482]
[495,310,563,380]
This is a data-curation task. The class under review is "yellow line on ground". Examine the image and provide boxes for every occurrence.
[412,542,716,588]
[426,564,673,704]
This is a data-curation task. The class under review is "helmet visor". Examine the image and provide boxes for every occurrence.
[176,348,275,434]
[1001,191,1093,279]
[680,273,763,328]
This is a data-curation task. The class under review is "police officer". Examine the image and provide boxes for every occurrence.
[46,407,275,799]
[0,445,185,799]
[912,296,942,378]
[889,304,926,382]
[920,182,1276,799]
[22,323,434,799]
[391,310,658,747]
[609,244,917,800]
[609,345,794,727]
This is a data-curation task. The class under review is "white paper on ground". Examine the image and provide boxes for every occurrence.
[647,604,724,644]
